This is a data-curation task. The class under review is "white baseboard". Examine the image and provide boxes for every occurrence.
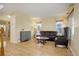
[68,46,76,56]
[10,39,20,43]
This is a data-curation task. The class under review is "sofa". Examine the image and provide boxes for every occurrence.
[40,31,57,41]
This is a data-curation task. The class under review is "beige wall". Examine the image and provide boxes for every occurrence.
[16,14,32,41]
[15,14,56,41]
[69,4,79,56]
[42,18,56,31]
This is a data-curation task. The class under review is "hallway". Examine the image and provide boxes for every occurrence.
[5,39,72,56]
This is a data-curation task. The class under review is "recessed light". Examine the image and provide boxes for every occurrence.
[32,17,40,20]
[7,15,11,18]
[0,5,4,10]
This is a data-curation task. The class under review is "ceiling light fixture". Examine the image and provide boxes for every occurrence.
[32,17,40,20]
[7,15,11,18]
[0,4,4,10]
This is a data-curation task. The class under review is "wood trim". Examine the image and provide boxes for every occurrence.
[0,27,5,56]
[62,4,74,19]
[5,22,9,41]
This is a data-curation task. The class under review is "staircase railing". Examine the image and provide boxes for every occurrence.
[0,27,5,56]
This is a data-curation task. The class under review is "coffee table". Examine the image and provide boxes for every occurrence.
[36,37,49,45]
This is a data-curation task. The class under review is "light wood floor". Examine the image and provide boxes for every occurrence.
[4,39,72,56]
[0,48,1,56]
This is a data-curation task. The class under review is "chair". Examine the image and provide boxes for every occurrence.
[55,27,68,48]
[55,36,68,48]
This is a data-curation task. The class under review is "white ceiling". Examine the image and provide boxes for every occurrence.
[0,3,71,18]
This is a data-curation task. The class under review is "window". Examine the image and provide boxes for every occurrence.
[56,21,64,35]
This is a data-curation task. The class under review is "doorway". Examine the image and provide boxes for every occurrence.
[0,20,10,41]
[0,20,10,56]
[31,18,42,39]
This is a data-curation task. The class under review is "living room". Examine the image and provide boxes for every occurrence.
[0,3,76,56]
